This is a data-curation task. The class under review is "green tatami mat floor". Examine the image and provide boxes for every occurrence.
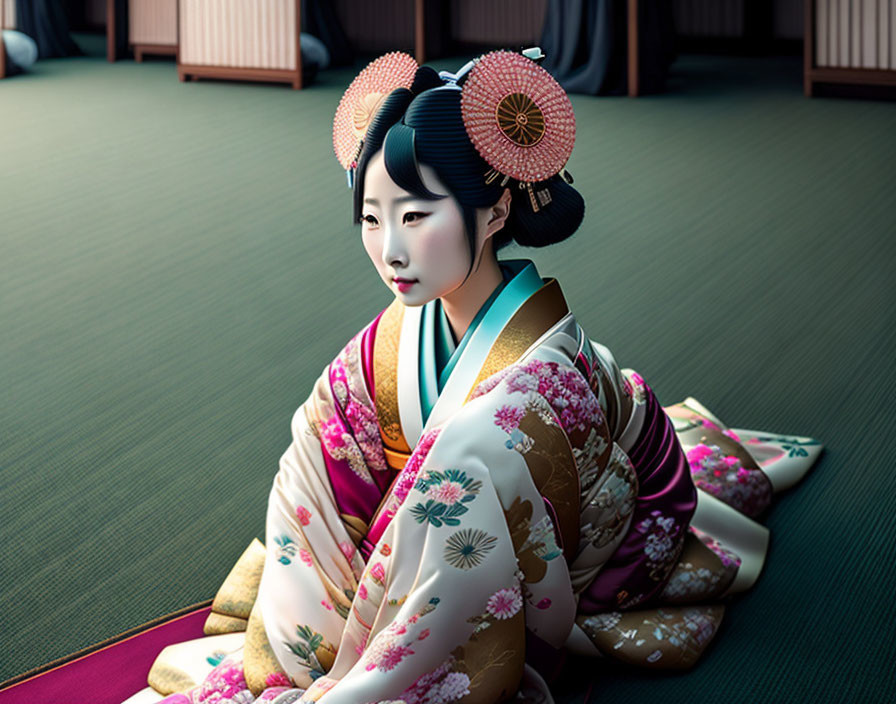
[1,46,894,702]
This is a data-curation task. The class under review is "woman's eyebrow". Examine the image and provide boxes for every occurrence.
[364,195,426,206]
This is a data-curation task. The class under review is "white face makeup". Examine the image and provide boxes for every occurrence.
[360,150,477,307]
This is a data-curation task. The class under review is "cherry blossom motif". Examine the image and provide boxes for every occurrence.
[379,543,393,556]
[661,558,726,601]
[192,658,253,703]
[469,367,513,399]
[339,541,357,562]
[357,583,368,600]
[626,370,648,404]
[256,686,292,702]
[319,415,374,486]
[636,510,684,581]
[386,622,408,636]
[354,631,370,657]
[393,654,472,704]
[328,350,388,475]
[486,585,523,619]
[364,642,415,672]
[494,404,525,433]
[263,672,292,688]
[369,562,386,583]
[298,549,313,567]
[295,505,312,526]
[436,673,473,702]
[344,397,388,471]
[580,611,622,633]
[418,629,431,640]
[701,418,721,432]
[391,429,442,506]
[506,371,539,394]
[686,442,772,517]
[321,599,333,611]
[489,359,605,438]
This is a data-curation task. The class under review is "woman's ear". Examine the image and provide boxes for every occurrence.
[484,188,512,240]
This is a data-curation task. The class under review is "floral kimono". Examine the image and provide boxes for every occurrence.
[124,260,822,704]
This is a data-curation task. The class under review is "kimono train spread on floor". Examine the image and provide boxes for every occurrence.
[122,260,822,704]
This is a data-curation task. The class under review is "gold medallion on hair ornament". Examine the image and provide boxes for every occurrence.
[461,50,576,212]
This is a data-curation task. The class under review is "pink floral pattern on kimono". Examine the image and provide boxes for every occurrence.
[686,443,772,517]
[157,659,253,704]
[487,358,605,438]
[329,341,388,473]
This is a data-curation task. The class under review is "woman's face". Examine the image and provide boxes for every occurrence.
[360,149,475,307]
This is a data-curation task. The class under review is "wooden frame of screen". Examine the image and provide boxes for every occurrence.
[0,0,7,80]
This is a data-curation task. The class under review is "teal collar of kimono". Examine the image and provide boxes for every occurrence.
[414,259,544,428]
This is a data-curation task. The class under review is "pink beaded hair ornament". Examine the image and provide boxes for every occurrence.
[460,49,576,212]
[333,47,576,212]
[332,51,418,188]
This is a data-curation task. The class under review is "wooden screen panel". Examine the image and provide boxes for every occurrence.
[815,0,894,69]
[179,0,298,70]
[129,0,177,46]
[2,0,14,29]
[806,0,896,96]
[177,0,303,89]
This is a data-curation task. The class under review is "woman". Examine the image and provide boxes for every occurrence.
[125,50,822,704]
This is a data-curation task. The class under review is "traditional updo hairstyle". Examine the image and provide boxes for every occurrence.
[352,64,585,271]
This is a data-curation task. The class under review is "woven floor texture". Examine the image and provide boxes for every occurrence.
[1,43,894,703]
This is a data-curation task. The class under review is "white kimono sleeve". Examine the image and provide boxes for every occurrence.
[258,371,368,687]
[303,376,577,703]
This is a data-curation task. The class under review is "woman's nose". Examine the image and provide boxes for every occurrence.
[382,224,408,269]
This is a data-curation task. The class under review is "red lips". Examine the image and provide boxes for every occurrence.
[394,278,417,293]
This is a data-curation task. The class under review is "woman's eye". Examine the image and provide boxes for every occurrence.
[403,212,428,224]
[361,214,378,226]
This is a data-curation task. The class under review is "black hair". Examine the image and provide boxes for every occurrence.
[352,65,585,270]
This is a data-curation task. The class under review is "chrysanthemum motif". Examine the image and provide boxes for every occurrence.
[486,585,523,619]
[443,529,498,570]
[427,481,466,505]
[411,468,482,527]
